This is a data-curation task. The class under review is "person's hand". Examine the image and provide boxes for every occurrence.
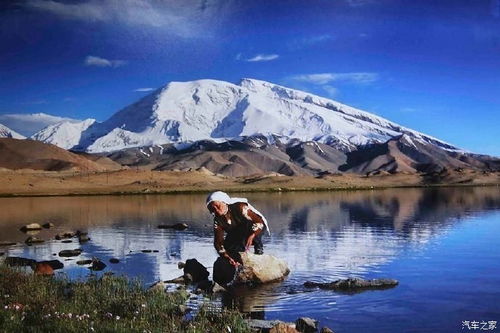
[227,256,240,267]
[245,234,256,252]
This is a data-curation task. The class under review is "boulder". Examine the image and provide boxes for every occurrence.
[20,223,42,232]
[109,258,120,264]
[183,258,209,283]
[320,327,335,333]
[158,223,188,230]
[295,317,318,333]
[42,222,55,229]
[59,249,82,257]
[25,237,45,245]
[76,259,92,265]
[304,278,398,291]
[214,252,290,286]
[62,240,73,243]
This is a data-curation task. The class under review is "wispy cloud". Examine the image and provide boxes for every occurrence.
[322,85,339,98]
[288,34,333,49]
[21,99,48,105]
[290,72,379,85]
[84,55,127,68]
[24,0,233,38]
[245,54,279,62]
[134,88,155,92]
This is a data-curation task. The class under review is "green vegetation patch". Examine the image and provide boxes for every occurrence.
[0,265,251,333]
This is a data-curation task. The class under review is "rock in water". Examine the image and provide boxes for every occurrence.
[183,258,209,283]
[158,223,188,230]
[304,277,398,291]
[213,252,290,286]
[20,223,42,232]
[59,249,82,257]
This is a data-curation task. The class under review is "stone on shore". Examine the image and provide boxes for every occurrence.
[304,277,398,291]
[5,256,36,267]
[34,262,54,276]
[20,223,42,232]
[78,234,91,243]
[42,222,55,229]
[0,241,17,247]
[214,252,290,286]
[245,320,296,333]
[270,322,299,333]
[295,317,318,333]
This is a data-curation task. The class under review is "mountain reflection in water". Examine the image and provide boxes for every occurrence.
[1,187,499,332]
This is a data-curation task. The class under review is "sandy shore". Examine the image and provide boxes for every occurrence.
[0,168,498,197]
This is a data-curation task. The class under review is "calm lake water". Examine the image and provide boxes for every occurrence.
[1,187,499,332]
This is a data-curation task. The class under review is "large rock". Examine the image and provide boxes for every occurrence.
[59,249,82,257]
[214,252,290,286]
[304,277,398,291]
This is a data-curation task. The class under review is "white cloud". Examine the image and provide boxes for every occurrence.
[322,85,339,97]
[291,72,379,85]
[245,54,279,62]
[288,34,333,49]
[24,0,232,38]
[134,88,155,92]
[84,55,127,68]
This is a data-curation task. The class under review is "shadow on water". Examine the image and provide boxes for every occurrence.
[1,187,500,331]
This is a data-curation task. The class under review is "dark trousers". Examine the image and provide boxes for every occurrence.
[223,224,265,259]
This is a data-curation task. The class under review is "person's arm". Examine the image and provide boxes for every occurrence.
[214,224,240,266]
[239,203,265,251]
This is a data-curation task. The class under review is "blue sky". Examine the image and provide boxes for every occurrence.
[0,0,499,155]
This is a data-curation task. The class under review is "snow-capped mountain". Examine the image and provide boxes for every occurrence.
[62,78,459,153]
[0,113,81,137]
[0,123,25,139]
[31,118,96,149]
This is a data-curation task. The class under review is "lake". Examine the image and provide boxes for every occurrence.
[1,187,499,332]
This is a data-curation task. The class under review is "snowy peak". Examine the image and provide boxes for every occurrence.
[0,113,81,137]
[29,78,460,154]
[0,123,25,139]
[31,119,96,150]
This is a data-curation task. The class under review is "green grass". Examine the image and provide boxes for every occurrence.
[0,265,251,333]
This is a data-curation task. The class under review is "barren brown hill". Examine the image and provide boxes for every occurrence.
[0,138,105,171]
